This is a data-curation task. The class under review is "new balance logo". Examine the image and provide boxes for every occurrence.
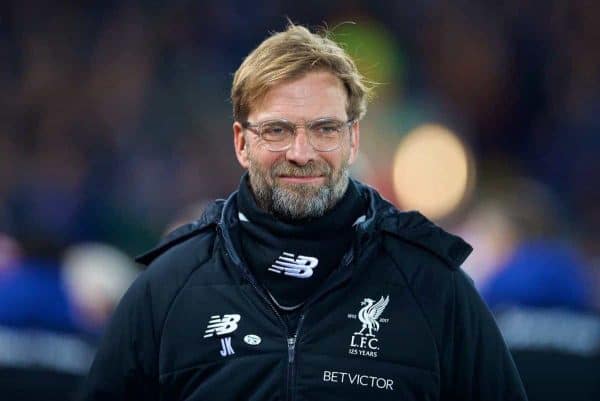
[204,314,241,338]
[269,252,319,278]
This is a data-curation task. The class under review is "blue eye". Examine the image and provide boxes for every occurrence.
[260,122,294,140]
[311,122,342,135]
[265,126,284,134]
[322,125,339,132]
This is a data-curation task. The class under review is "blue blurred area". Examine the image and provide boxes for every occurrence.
[0,259,77,333]
[481,240,592,311]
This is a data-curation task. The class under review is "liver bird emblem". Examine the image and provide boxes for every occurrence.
[354,295,390,337]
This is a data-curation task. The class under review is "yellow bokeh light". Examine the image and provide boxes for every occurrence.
[392,124,473,220]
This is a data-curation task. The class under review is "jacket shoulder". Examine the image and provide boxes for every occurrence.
[379,209,472,271]
[135,199,224,266]
[122,200,224,344]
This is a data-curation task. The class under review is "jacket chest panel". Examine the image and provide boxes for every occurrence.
[299,281,438,369]
[292,280,440,400]
[159,284,285,375]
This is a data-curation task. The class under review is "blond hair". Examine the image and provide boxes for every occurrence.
[231,23,372,122]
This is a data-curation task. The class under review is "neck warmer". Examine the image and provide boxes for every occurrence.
[236,174,366,311]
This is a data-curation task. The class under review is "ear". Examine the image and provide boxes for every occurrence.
[233,121,250,169]
[347,120,360,165]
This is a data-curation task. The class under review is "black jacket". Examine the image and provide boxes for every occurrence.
[80,182,528,401]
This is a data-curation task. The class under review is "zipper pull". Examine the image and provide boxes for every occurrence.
[287,337,296,364]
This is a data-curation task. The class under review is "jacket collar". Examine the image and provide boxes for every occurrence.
[219,179,472,270]
[135,199,225,266]
[137,178,472,270]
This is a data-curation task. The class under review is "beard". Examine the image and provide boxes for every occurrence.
[246,151,350,220]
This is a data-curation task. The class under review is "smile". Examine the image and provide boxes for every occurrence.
[278,176,325,184]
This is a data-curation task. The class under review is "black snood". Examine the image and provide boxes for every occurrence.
[236,175,366,313]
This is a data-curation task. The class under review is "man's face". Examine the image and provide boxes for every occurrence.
[233,71,360,220]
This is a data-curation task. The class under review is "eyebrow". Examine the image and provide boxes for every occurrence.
[253,116,346,122]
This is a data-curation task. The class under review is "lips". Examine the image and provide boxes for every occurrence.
[271,161,330,183]
[278,175,324,183]
[278,174,323,178]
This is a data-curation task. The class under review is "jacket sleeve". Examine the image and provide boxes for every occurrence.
[78,273,159,401]
[441,270,528,401]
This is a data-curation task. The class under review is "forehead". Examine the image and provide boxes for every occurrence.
[249,71,348,121]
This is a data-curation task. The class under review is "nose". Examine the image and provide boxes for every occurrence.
[285,128,317,166]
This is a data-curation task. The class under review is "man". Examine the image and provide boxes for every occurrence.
[80,24,528,400]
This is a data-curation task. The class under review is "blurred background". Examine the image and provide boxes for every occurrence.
[0,1,598,400]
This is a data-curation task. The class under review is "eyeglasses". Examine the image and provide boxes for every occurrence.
[242,117,355,152]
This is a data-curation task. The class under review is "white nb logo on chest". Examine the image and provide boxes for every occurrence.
[269,252,319,278]
[204,314,241,338]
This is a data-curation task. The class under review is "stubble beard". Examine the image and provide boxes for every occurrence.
[247,153,350,220]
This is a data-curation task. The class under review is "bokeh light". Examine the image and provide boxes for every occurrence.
[392,124,474,220]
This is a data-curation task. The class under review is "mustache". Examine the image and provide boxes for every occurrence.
[271,161,331,177]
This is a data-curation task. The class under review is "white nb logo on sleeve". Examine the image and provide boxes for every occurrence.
[204,314,241,338]
[269,252,319,278]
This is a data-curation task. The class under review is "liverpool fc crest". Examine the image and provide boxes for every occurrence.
[347,295,390,358]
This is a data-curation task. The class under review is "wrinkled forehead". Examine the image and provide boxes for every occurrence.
[248,71,349,122]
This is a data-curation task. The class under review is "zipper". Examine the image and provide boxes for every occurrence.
[287,337,295,401]
[287,337,296,364]
[286,313,306,401]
